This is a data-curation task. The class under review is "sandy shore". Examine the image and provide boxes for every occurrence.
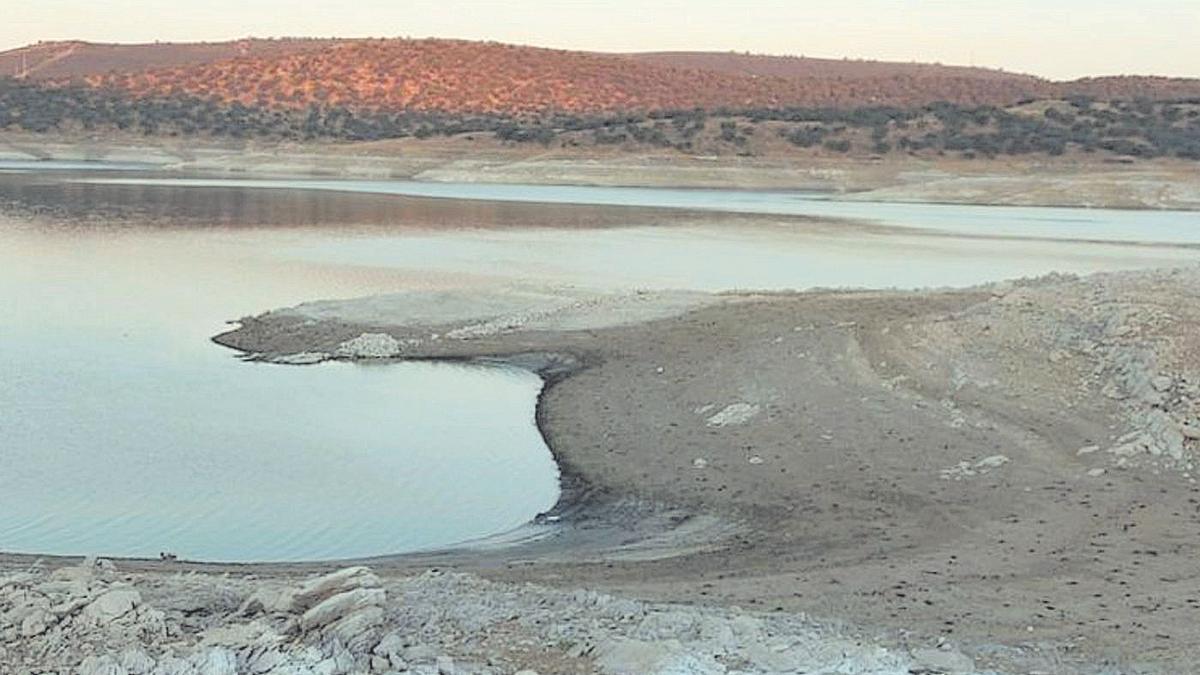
[4,131,1200,211]
[6,268,1194,672]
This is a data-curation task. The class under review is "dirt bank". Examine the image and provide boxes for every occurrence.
[4,131,1199,210]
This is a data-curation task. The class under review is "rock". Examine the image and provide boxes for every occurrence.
[292,567,381,612]
[119,649,157,675]
[300,588,386,632]
[149,656,195,675]
[404,644,441,663]
[595,639,691,675]
[373,632,406,659]
[83,587,142,623]
[910,646,975,673]
[200,620,280,648]
[242,646,287,674]
[79,655,129,675]
[1181,424,1200,441]
[747,455,764,465]
[1087,467,1107,477]
[514,671,541,675]
[705,403,761,428]
[335,333,404,358]
[1146,409,1186,460]
[325,606,384,653]
[1152,375,1174,392]
[50,562,96,584]
[19,608,51,637]
[976,454,1010,468]
[241,586,299,615]
[315,648,356,675]
[190,647,238,675]
[692,458,708,469]
[1077,445,1100,455]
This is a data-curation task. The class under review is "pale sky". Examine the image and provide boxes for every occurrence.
[5,0,1198,81]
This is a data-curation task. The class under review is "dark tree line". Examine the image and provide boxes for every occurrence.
[3,78,1199,160]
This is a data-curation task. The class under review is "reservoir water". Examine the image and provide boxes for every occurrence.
[1,164,1196,561]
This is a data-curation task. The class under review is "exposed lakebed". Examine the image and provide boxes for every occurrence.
[1,164,1196,562]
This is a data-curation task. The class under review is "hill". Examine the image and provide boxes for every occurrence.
[2,38,1199,117]
[0,38,338,81]
[627,51,1043,84]
[66,38,1069,113]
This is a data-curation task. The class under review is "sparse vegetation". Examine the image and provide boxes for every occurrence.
[3,78,1199,161]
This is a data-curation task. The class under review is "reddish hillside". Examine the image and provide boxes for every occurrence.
[76,38,1069,113]
[1061,76,1200,102]
[7,38,1199,115]
[628,51,1042,83]
[0,39,338,81]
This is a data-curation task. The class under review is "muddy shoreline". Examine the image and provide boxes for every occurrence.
[4,166,1200,671]
[6,269,1200,672]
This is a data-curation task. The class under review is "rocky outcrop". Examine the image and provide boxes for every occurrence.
[333,333,412,358]
[911,269,1200,472]
[0,561,952,674]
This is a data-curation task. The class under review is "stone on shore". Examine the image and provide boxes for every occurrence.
[83,587,142,623]
[334,333,405,358]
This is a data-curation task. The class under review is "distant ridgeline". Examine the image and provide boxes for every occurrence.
[1,37,1199,160]
[2,77,1199,161]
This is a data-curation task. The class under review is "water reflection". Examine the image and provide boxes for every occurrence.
[0,172,702,231]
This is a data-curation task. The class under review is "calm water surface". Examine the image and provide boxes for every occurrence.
[85,175,1200,244]
[1,164,1196,561]
[0,184,560,562]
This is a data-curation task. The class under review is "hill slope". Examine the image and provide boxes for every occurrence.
[71,38,1065,113]
[0,39,336,81]
[3,38,1199,115]
[628,51,1042,83]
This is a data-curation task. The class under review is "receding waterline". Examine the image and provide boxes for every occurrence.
[3,169,1198,562]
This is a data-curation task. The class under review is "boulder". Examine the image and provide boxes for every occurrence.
[373,631,405,659]
[200,619,280,648]
[300,588,386,632]
[324,605,384,653]
[20,608,52,637]
[240,586,299,615]
[83,587,142,623]
[291,567,381,612]
[242,646,286,674]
